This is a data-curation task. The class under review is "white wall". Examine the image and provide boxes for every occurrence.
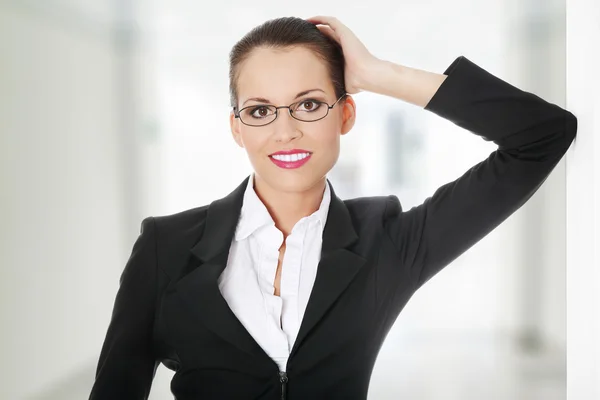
[566,0,600,397]
[0,2,133,398]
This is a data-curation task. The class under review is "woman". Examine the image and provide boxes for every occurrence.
[89,16,577,400]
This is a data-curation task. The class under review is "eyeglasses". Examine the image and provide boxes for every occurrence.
[233,94,347,127]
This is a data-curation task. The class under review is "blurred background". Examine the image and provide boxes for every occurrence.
[0,0,572,398]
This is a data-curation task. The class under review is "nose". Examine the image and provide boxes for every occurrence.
[272,107,301,142]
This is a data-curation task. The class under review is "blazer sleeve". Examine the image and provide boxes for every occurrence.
[383,56,578,290]
[89,216,159,400]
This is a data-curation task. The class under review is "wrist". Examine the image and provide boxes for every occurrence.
[357,59,446,107]
[358,58,399,94]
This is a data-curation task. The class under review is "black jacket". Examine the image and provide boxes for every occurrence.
[89,56,577,399]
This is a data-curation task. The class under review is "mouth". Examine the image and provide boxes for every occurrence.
[268,150,313,169]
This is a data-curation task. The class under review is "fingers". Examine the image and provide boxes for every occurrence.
[306,15,341,31]
[315,25,341,44]
[307,16,345,42]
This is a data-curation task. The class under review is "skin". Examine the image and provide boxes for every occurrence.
[230,45,356,238]
[229,17,447,297]
[230,45,356,297]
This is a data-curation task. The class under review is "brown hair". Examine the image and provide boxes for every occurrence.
[228,16,346,109]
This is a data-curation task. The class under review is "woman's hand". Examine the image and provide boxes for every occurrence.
[307,16,446,107]
[306,16,381,94]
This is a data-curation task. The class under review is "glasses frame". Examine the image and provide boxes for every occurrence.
[233,93,347,127]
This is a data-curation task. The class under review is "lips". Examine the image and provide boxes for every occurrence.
[268,149,312,169]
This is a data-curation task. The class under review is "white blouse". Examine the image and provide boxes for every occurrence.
[217,173,331,372]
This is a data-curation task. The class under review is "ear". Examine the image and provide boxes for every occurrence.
[230,110,244,148]
[340,95,356,135]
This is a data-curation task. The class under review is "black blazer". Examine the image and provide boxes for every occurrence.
[89,56,577,400]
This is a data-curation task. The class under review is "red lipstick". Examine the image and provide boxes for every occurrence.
[269,149,312,169]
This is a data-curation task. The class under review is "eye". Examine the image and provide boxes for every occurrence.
[248,105,274,119]
[296,100,322,112]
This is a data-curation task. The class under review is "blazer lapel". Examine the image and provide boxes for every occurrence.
[290,184,367,358]
[174,175,272,362]
[174,175,366,365]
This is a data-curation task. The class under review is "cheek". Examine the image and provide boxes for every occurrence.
[239,130,266,155]
[317,121,341,148]
[238,120,341,159]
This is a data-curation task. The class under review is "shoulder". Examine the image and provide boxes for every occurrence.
[343,194,403,222]
[139,204,211,279]
[152,203,210,231]
[149,203,213,245]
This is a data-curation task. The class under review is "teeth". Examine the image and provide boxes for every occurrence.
[272,153,310,162]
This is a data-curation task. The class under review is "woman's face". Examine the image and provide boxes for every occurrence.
[230,45,356,194]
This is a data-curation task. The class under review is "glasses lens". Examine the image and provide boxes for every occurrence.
[291,100,328,122]
[239,105,277,126]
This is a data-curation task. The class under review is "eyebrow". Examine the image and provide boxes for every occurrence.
[241,89,326,107]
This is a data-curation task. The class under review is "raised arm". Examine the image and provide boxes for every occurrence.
[306,16,578,289]
[89,217,159,399]
[381,55,577,288]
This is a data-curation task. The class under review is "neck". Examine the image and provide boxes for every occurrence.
[252,175,326,238]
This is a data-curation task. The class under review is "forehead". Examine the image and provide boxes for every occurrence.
[237,46,333,103]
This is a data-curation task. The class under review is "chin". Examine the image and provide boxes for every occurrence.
[259,169,327,194]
